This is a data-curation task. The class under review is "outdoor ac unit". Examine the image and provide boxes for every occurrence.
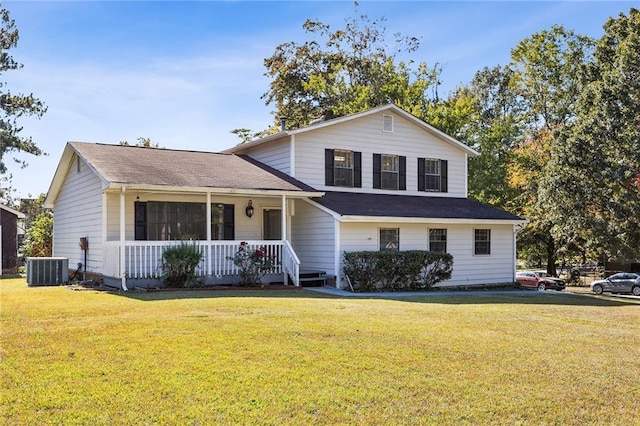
[26,257,69,286]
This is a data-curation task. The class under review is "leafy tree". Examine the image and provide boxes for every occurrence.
[0,5,47,183]
[507,26,595,274]
[543,8,640,263]
[19,194,52,257]
[261,3,440,130]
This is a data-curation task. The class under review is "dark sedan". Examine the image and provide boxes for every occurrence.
[590,273,640,296]
[515,271,565,291]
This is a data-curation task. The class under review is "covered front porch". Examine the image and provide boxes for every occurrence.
[103,239,300,289]
[102,186,322,290]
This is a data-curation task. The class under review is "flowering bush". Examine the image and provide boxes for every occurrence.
[227,242,276,285]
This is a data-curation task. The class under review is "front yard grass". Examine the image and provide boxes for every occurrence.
[1,278,639,424]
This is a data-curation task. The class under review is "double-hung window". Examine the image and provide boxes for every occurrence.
[474,229,491,255]
[325,149,362,188]
[380,228,399,252]
[334,149,353,187]
[429,228,447,253]
[418,158,448,193]
[373,153,406,190]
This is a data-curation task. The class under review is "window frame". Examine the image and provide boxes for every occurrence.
[135,201,234,241]
[379,227,400,252]
[333,149,354,187]
[474,228,491,256]
[429,228,447,253]
[381,154,399,190]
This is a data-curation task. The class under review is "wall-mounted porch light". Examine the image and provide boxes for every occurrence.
[245,200,254,218]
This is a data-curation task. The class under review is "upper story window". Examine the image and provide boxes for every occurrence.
[380,228,399,251]
[373,154,406,191]
[418,158,448,193]
[383,115,394,132]
[429,228,447,253]
[474,229,491,255]
[325,149,362,188]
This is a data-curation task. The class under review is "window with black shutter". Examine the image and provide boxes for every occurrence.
[418,158,448,193]
[326,149,361,188]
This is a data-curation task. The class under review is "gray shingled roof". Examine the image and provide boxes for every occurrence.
[313,191,523,221]
[70,142,314,192]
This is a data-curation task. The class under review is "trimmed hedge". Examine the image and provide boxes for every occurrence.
[342,250,453,292]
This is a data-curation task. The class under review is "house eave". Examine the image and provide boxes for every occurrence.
[337,215,528,225]
[106,183,324,198]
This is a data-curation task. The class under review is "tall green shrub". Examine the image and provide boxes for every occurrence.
[161,241,204,288]
[343,250,453,292]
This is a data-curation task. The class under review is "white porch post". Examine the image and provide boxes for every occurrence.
[282,194,287,284]
[120,187,128,291]
[206,191,211,276]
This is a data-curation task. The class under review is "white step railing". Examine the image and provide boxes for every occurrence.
[103,240,300,286]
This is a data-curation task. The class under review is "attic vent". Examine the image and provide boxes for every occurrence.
[383,115,393,132]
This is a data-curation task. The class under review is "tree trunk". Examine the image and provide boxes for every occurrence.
[546,235,557,276]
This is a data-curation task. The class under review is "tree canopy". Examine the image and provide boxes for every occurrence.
[261,4,440,131]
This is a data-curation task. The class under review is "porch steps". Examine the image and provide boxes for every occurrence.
[292,270,329,287]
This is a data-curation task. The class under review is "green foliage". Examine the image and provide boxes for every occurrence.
[0,5,47,176]
[261,4,440,130]
[342,250,453,292]
[542,8,640,262]
[160,241,204,288]
[118,137,162,148]
[21,213,52,257]
[227,241,277,285]
[19,194,52,257]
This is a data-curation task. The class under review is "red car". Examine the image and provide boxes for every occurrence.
[515,271,565,291]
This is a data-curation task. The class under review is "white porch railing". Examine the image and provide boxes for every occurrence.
[103,240,300,286]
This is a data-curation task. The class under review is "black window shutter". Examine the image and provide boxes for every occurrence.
[223,204,235,240]
[373,154,381,189]
[134,202,147,240]
[325,149,334,186]
[417,158,425,191]
[399,156,406,190]
[354,151,362,188]
[440,160,448,193]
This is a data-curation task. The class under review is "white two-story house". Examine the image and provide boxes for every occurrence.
[44,104,524,290]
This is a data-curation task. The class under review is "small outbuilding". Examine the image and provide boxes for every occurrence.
[0,204,25,275]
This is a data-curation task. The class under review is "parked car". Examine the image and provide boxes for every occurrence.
[515,271,565,291]
[590,273,640,296]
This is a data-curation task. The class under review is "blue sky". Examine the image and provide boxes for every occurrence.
[3,0,635,199]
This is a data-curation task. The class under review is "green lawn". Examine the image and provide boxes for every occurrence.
[1,279,639,425]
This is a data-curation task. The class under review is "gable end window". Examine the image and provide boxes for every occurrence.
[135,201,234,241]
[373,154,406,190]
[429,228,447,253]
[380,228,399,252]
[417,158,448,193]
[474,229,491,255]
[383,115,394,132]
[325,149,362,188]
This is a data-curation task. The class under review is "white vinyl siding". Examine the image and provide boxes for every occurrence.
[52,155,104,275]
[293,112,467,197]
[235,138,291,175]
[338,222,515,288]
[291,200,336,275]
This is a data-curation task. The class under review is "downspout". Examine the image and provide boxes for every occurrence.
[120,187,128,291]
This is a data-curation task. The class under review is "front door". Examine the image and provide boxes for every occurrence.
[263,208,281,240]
